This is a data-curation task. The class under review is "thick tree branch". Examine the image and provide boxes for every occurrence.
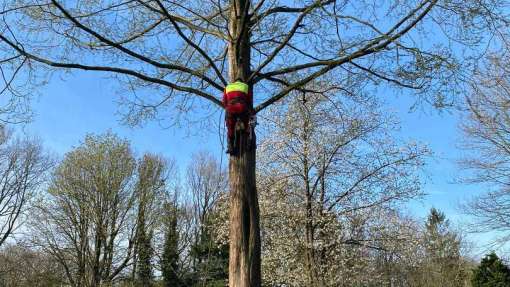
[154,0,228,86]
[251,0,335,24]
[136,0,228,39]
[0,34,223,108]
[254,0,434,82]
[248,0,336,81]
[50,0,224,91]
[255,0,438,112]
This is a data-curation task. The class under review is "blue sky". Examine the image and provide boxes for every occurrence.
[18,69,502,259]
[25,71,226,162]
[391,95,503,258]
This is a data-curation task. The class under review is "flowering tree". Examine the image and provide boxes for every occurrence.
[256,88,429,286]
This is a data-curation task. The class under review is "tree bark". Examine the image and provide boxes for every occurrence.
[228,147,260,287]
[228,1,261,286]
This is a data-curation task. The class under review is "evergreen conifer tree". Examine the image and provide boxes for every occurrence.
[419,208,466,287]
[472,252,510,287]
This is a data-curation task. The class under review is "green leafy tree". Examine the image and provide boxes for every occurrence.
[472,252,510,287]
[30,132,138,287]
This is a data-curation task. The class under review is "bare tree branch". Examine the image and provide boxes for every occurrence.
[250,0,335,24]
[153,0,228,86]
[255,0,438,113]
[50,0,225,91]
[249,0,336,82]
[0,33,223,107]
[136,0,228,39]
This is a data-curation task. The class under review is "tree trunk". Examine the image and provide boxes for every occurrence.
[228,1,261,286]
[228,147,260,287]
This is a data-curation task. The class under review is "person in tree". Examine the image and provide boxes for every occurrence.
[223,79,253,154]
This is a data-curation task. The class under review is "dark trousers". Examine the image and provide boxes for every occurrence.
[226,112,249,144]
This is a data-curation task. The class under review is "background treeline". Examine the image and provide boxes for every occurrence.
[0,131,230,287]
[2,89,510,287]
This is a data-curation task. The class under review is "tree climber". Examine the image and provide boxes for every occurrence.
[223,79,253,154]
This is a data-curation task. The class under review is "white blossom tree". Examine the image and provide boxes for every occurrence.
[255,87,429,286]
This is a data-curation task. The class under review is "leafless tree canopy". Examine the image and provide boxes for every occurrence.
[187,151,227,229]
[0,0,505,125]
[460,52,510,245]
[0,245,66,286]
[31,133,138,287]
[0,129,51,247]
